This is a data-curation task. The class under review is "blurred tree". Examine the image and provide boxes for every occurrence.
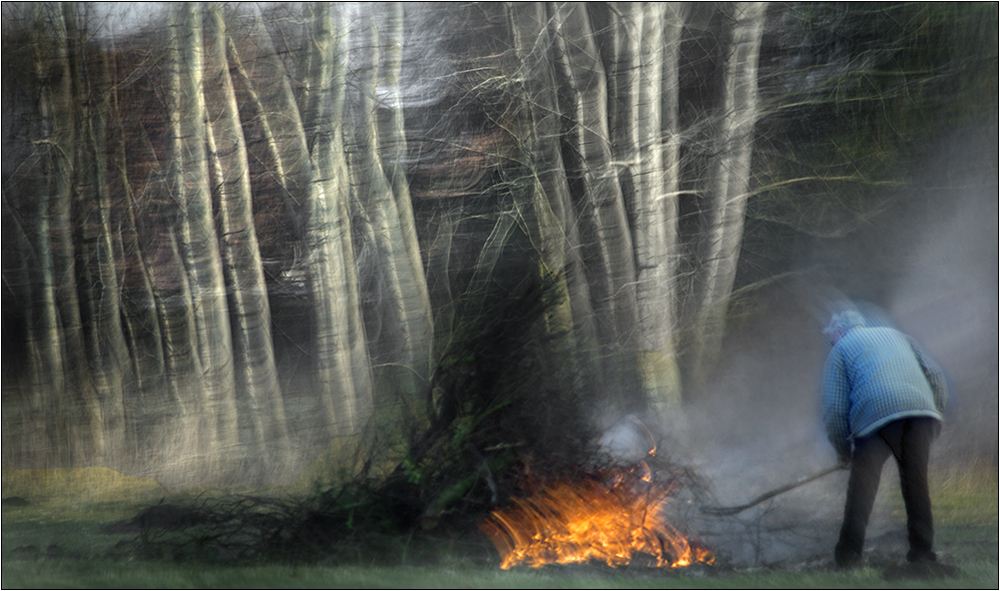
[204,3,290,468]
[678,2,770,393]
[746,2,998,267]
[0,1,770,482]
[173,2,240,475]
[298,2,372,443]
[3,2,991,488]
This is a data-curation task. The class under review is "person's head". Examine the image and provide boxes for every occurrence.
[823,310,866,346]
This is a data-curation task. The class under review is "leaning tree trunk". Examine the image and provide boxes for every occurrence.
[165,3,239,480]
[377,3,435,380]
[507,3,596,349]
[685,2,769,395]
[549,2,640,354]
[204,3,291,476]
[65,4,132,468]
[301,3,372,436]
[351,5,433,411]
[228,3,312,238]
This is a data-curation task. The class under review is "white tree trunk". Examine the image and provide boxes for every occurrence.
[550,2,639,352]
[204,3,291,474]
[172,3,239,476]
[688,2,769,387]
[303,3,372,436]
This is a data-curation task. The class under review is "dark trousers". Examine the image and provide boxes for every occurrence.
[835,417,939,566]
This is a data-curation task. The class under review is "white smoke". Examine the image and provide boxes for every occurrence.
[682,128,998,567]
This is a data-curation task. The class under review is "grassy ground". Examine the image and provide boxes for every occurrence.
[2,463,997,589]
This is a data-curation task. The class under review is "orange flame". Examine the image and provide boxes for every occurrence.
[479,466,714,569]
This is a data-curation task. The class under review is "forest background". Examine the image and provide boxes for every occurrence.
[2,2,996,498]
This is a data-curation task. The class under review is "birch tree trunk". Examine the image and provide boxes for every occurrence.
[588,2,689,412]
[549,2,639,353]
[375,3,435,380]
[105,37,167,465]
[165,3,239,478]
[631,2,674,356]
[228,3,312,238]
[685,2,769,392]
[126,84,196,470]
[204,3,290,473]
[1,0,782,481]
[507,3,595,347]
[351,5,433,413]
[30,5,106,465]
[301,3,372,436]
[65,4,132,467]
[658,2,689,357]
[23,7,71,467]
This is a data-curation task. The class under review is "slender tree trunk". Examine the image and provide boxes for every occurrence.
[583,3,687,416]
[685,2,769,393]
[204,3,291,475]
[593,3,641,190]
[507,3,595,348]
[163,3,239,478]
[35,5,105,465]
[632,2,671,355]
[125,89,198,471]
[65,4,131,467]
[376,3,434,377]
[227,3,312,237]
[591,3,675,356]
[302,3,371,436]
[351,5,433,409]
[658,3,689,358]
[105,36,167,466]
[24,11,69,466]
[150,10,211,476]
[549,2,639,353]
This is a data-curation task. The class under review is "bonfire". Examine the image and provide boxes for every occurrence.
[479,461,715,570]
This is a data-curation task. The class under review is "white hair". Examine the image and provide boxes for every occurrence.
[823,310,866,343]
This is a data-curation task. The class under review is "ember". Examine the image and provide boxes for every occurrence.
[479,465,714,569]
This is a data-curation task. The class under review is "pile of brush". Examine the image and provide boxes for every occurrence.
[124,272,703,565]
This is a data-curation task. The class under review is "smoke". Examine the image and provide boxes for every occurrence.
[887,184,998,465]
[678,126,998,566]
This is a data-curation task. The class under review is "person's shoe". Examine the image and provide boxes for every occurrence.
[834,546,862,570]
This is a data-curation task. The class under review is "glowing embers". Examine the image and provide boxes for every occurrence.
[479,466,714,570]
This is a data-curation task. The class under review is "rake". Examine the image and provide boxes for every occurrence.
[700,464,846,516]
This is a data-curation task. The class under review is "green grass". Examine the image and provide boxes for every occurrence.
[4,558,998,589]
[3,464,997,589]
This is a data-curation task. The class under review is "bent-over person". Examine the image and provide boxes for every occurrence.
[821,310,948,569]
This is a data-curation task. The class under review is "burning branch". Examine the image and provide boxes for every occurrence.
[479,465,715,569]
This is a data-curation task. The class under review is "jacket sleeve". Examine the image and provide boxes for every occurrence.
[822,348,852,460]
[907,336,949,415]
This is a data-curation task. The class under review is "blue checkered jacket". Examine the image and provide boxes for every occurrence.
[822,326,948,459]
